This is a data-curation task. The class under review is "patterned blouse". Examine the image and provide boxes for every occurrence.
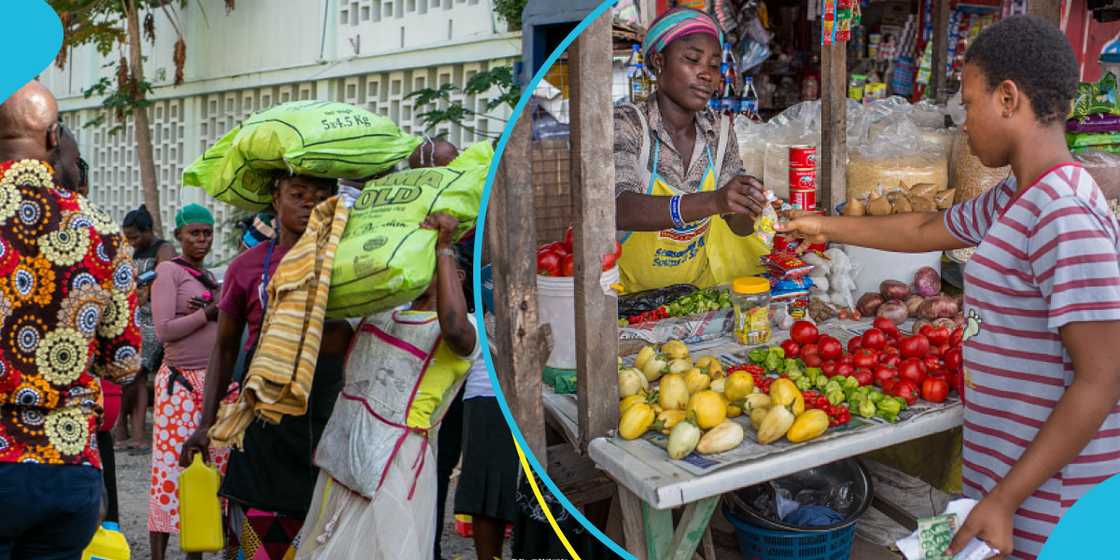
[613,96,746,197]
[0,160,140,468]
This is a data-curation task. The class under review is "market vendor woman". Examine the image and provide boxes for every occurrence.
[615,8,770,292]
[781,17,1120,559]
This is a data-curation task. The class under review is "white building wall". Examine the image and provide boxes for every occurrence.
[45,0,518,265]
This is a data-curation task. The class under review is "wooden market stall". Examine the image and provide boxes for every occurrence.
[492,1,1064,559]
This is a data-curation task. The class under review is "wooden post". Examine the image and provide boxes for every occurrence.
[570,10,621,452]
[931,0,951,104]
[1028,0,1062,27]
[489,114,552,462]
[819,42,848,214]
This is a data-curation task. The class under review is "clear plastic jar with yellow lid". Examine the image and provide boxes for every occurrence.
[732,276,771,346]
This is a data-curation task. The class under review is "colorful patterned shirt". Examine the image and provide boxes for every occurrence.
[945,163,1120,559]
[0,160,141,468]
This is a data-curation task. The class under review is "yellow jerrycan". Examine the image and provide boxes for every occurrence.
[82,521,130,560]
[178,453,224,552]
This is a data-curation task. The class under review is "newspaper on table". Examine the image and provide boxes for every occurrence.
[619,309,733,346]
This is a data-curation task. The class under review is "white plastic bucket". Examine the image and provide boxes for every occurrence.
[536,266,620,370]
[841,245,941,299]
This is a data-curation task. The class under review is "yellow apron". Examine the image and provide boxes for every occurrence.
[617,109,769,292]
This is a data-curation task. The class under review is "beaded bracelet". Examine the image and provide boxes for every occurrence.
[669,195,686,229]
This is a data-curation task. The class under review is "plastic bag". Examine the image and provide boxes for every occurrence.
[617,284,698,318]
[1075,150,1120,200]
[847,118,948,202]
[735,118,767,179]
[326,141,491,318]
[183,101,421,211]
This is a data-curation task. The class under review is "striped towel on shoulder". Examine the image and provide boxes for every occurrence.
[210,193,351,448]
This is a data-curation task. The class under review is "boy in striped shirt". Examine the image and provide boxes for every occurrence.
[780,16,1120,560]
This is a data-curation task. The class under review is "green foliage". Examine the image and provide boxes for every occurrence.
[406,66,520,139]
[492,0,527,29]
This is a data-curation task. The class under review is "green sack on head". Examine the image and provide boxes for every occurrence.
[327,141,493,318]
[183,101,422,211]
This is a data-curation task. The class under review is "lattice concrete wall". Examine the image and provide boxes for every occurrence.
[61,58,513,266]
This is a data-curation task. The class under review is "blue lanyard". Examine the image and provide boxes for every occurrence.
[257,237,277,317]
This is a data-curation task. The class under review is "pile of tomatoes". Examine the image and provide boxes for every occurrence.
[537,226,623,277]
[778,318,964,406]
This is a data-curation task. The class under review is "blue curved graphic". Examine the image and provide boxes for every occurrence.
[471,1,637,559]
[1039,473,1120,559]
[0,1,63,104]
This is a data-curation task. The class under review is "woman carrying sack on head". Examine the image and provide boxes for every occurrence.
[148,204,225,560]
[614,8,771,293]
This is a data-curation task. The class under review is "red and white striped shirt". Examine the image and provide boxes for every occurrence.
[945,163,1120,559]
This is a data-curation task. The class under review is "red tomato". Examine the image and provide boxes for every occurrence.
[563,226,574,252]
[899,335,931,359]
[836,363,855,378]
[854,367,874,387]
[873,316,899,336]
[928,326,950,347]
[882,346,900,356]
[560,253,575,277]
[944,347,963,372]
[802,343,819,357]
[841,354,855,366]
[848,337,863,354]
[894,380,920,405]
[921,377,949,403]
[818,337,843,360]
[853,349,878,369]
[919,325,934,338]
[924,355,943,371]
[886,335,899,349]
[898,358,926,385]
[540,241,568,256]
[537,251,561,276]
[881,378,898,395]
[821,360,838,377]
[950,327,964,347]
[803,353,823,368]
[780,339,802,359]
[882,354,901,369]
[927,345,942,357]
[861,329,887,351]
[790,321,821,345]
[874,365,896,386]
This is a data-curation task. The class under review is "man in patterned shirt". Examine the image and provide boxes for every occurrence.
[0,81,140,558]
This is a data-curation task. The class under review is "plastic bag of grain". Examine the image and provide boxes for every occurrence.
[735,117,767,179]
[847,118,949,202]
[183,101,421,211]
[950,129,1010,203]
[326,141,491,318]
[1075,150,1120,200]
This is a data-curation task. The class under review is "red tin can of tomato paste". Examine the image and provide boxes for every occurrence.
[788,145,817,169]
[790,187,817,211]
[788,167,816,193]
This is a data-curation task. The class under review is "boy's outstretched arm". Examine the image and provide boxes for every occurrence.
[778,210,971,254]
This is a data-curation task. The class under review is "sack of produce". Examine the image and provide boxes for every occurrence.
[847,118,948,203]
[326,141,491,318]
[183,101,421,211]
[950,129,1010,203]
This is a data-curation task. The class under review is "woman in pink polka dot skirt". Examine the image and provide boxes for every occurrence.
[147,205,233,560]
